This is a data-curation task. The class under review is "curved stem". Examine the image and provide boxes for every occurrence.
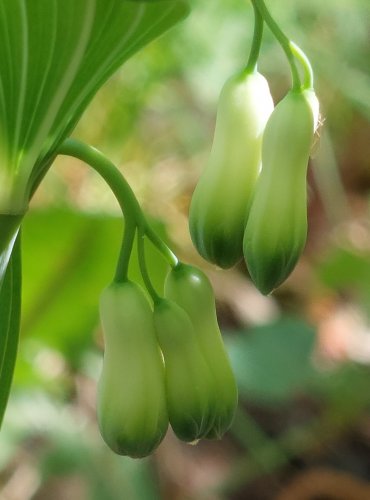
[59,138,144,226]
[253,0,301,90]
[137,228,160,304]
[289,41,314,89]
[246,1,264,73]
[145,226,178,267]
[58,139,178,273]
[114,221,136,282]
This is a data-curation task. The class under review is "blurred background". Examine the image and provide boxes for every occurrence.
[1,0,370,498]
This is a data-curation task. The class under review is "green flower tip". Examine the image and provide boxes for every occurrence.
[245,237,305,295]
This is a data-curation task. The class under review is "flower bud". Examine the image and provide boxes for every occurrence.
[153,299,214,442]
[243,89,319,294]
[164,264,238,439]
[97,281,168,458]
[189,70,274,268]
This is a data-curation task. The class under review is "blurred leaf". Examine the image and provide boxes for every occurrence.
[308,362,370,416]
[317,246,370,311]
[87,453,162,500]
[0,235,21,428]
[2,390,161,500]
[227,317,316,404]
[318,247,370,288]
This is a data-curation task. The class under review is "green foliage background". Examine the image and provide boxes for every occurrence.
[1,1,370,499]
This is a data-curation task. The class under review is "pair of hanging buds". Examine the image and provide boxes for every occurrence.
[189,68,319,294]
[97,263,237,458]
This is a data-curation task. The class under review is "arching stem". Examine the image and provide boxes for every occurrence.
[58,139,178,285]
[253,0,301,90]
[289,41,314,90]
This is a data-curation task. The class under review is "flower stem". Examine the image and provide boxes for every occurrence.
[253,0,301,90]
[137,227,160,304]
[114,221,136,283]
[145,226,178,268]
[58,139,178,283]
[59,139,143,223]
[246,0,264,73]
[289,41,314,89]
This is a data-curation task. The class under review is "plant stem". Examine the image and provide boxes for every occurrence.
[145,225,178,268]
[58,139,178,281]
[59,139,143,281]
[246,1,264,73]
[289,41,314,89]
[253,0,301,90]
[137,227,160,304]
[114,221,136,282]
[59,139,144,225]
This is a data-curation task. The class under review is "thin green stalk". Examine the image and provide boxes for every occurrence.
[59,139,144,226]
[58,139,178,279]
[253,0,301,90]
[137,228,160,304]
[145,226,178,268]
[58,138,143,282]
[246,1,264,73]
[289,41,314,89]
[114,221,136,282]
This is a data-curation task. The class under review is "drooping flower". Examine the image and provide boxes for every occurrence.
[189,70,274,268]
[243,88,319,294]
[98,281,168,458]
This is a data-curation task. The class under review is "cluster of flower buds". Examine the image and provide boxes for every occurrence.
[0,0,320,461]
[97,264,237,458]
[190,65,319,295]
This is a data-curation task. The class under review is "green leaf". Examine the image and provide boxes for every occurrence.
[0,0,190,211]
[226,317,316,404]
[317,246,370,311]
[0,234,22,428]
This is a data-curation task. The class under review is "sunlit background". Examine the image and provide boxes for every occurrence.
[1,1,370,499]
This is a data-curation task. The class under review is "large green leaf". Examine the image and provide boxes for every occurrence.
[0,234,21,428]
[0,0,190,212]
[227,318,316,404]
